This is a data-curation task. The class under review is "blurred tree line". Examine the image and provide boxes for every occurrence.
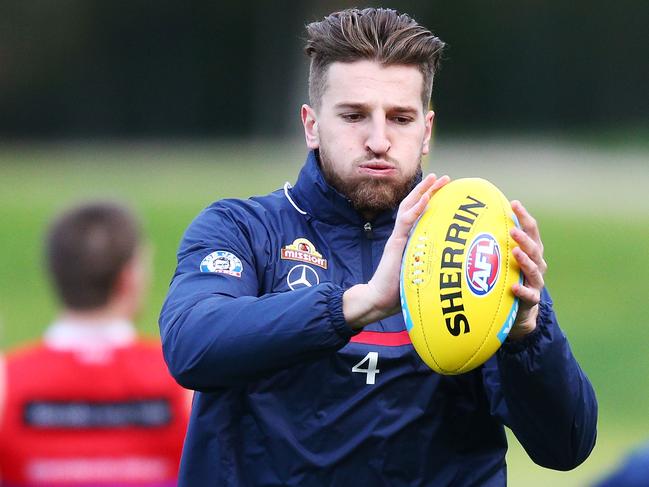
[0,0,646,137]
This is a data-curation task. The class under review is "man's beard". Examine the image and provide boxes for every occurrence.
[318,147,422,216]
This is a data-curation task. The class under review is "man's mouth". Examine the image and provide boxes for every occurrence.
[358,161,397,176]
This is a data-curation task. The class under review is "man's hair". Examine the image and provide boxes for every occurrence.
[304,8,445,110]
[46,201,141,310]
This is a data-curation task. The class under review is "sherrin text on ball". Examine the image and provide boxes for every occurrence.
[400,178,523,375]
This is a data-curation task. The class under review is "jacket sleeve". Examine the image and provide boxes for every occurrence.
[159,203,355,391]
[481,288,598,471]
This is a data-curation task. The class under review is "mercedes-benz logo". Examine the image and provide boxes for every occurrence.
[286,264,320,290]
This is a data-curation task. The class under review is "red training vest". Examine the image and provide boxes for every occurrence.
[0,340,188,487]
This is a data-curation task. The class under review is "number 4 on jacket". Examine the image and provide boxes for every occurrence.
[352,352,380,385]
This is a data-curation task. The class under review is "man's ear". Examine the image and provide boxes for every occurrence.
[111,249,149,317]
[301,104,320,150]
[422,110,435,155]
[112,259,136,301]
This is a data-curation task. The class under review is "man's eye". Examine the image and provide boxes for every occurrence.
[341,113,364,122]
[393,116,413,124]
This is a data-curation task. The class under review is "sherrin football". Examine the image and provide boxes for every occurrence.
[400,178,523,375]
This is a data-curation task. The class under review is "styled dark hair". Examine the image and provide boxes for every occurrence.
[46,201,141,310]
[304,7,445,110]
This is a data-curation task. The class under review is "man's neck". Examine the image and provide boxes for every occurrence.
[58,307,131,326]
[359,210,378,222]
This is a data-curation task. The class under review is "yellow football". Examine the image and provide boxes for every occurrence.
[400,178,522,375]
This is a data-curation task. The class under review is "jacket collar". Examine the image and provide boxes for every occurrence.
[288,150,398,230]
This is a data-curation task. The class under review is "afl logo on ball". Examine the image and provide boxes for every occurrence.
[466,233,500,296]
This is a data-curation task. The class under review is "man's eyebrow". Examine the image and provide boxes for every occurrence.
[388,105,419,114]
[334,102,370,111]
[333,102,419,114]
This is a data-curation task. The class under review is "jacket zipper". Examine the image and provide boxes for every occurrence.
[361,222,374,282]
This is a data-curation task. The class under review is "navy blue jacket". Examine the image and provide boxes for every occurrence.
[593,442,649,487]
[160,151,597,486]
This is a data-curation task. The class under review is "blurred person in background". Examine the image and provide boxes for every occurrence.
[593,442,649,486]
[0,202,189,487]
[160,7,597,486]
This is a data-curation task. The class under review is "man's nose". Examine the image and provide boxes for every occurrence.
[365,118,391,155]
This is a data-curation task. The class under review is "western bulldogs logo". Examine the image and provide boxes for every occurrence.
[465,233,500,296]
[200,250,243,277]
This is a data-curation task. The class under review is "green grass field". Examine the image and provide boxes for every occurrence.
[1,139,648,486]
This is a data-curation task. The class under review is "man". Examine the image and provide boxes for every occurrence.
[0,202,189,487]
[160,8,597,486]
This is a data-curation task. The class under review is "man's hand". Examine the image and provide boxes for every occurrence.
[343,174,450,329]
[507,200,548,341]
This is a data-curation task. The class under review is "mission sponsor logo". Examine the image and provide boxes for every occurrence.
[280,238,327,269]
[466,233,500,296]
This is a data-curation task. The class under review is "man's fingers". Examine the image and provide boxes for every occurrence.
[413,174,450,211]
[402,174,450,210]
[512,244,542,307]
[512,281,541,306]
[510,227,548,275]
[512,246,545,290]
[511,200,543,250]
[401,174,437,209]
[510,200,546,274]
[398,175,450,224]
[412,175,448,213]
[429,175,450,195]
[408,189,431,221]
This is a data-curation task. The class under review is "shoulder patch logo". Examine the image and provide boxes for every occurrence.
[200,251,243,277]
[280,238,328,269]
